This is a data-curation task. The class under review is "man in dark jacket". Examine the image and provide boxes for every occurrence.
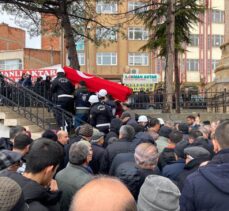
[74,81,91,127]
[100,125,135,174]
[89,95,113,134]
[0,138,64,211]
[65,124,93,166]
[158,130,183,171]
[89,130,105,174]
[177,146,210,191]
[109,152,135,176]
[104,118,122,148]
[56,141,93,211]
[114,143,160,200]
[180,121,229,211]
[51,68,75,129]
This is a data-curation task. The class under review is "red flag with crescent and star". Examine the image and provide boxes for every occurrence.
[63,66,132,102]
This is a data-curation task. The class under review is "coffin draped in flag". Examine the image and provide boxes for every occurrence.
[63,66,132,102]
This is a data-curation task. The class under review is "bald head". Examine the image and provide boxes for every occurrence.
[57,130,69,145]
[70,177,136,211]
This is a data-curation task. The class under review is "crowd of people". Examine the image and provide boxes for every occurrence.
[1,69,229,211]
[1,106,229,210]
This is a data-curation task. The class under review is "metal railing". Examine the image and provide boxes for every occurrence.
[0,74,74,131]
[128,91,229,112]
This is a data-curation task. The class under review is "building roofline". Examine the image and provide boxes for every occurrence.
[0,23,26,33]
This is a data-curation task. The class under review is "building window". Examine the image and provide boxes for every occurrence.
[209,35,224,47]
[76,38,84,51]
[189,34,199,46]
[212,59,219,70]
[96,1,117,14]
[128,2,147,14]
[128,53,149,66]
[186,59,199,71]
[78,53,85,66]
[128,27,148,40]
[0,59,22,70]
[96,52,117,65]
[96,27,117,40]
[212,10,224,23]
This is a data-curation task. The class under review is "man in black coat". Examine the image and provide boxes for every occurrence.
[0,138,64,211]
[176,146,210,191]
[180,121,229,211]
[114,143,160,200]
[51,68,75,129]
[88,95,113,134]
[89,131,105,174]
[158,130,183,171]
[74,81,91,127]
[100,125,135,174]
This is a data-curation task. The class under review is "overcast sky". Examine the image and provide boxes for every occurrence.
[0,10,41,49]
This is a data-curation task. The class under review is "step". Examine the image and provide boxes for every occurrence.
[31,132,43,140]
[23,125,44,133]
[3,118,37,126]
[0,112,21,119]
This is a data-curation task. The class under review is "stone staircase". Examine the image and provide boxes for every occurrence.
[0,106,57,140]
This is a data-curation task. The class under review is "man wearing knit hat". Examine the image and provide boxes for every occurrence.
[0,177,28,211]
[0,150,22,172]
[138,175,180,211]
[89,130,105,174]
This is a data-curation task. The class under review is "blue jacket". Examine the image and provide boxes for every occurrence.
[162,159,185,180]
[180,149,229,211]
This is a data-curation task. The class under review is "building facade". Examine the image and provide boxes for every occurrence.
[156,0,225,84]
[0,24,61,72]
[41,1,154,80]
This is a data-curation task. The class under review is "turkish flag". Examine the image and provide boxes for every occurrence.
[63,66,132,102]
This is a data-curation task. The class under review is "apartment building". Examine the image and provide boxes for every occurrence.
[156,0,225,84]
[42,1,154,80]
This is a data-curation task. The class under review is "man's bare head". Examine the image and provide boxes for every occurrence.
[70,176,136,211]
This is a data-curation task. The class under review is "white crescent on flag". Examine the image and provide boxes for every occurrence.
[77,71,94,79]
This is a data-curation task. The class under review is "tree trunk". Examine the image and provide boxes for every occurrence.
[174,49,181,113]
[163,0,175,113]
[59,3,80,70]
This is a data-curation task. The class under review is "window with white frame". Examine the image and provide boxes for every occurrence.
[96,52,117,65]
[212,59,219,70]
[128,2,147,14]
[76,38,85,51]
[96,27,117,40]
[186,59,199,71]
[189,34,199,46]
[212,10,224,23]
[78,53,85,66]
[209,35,224,47]
[96,1,117,14]
[128,27,148,40]
[128,53,149,66]
[0,59,22,70]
